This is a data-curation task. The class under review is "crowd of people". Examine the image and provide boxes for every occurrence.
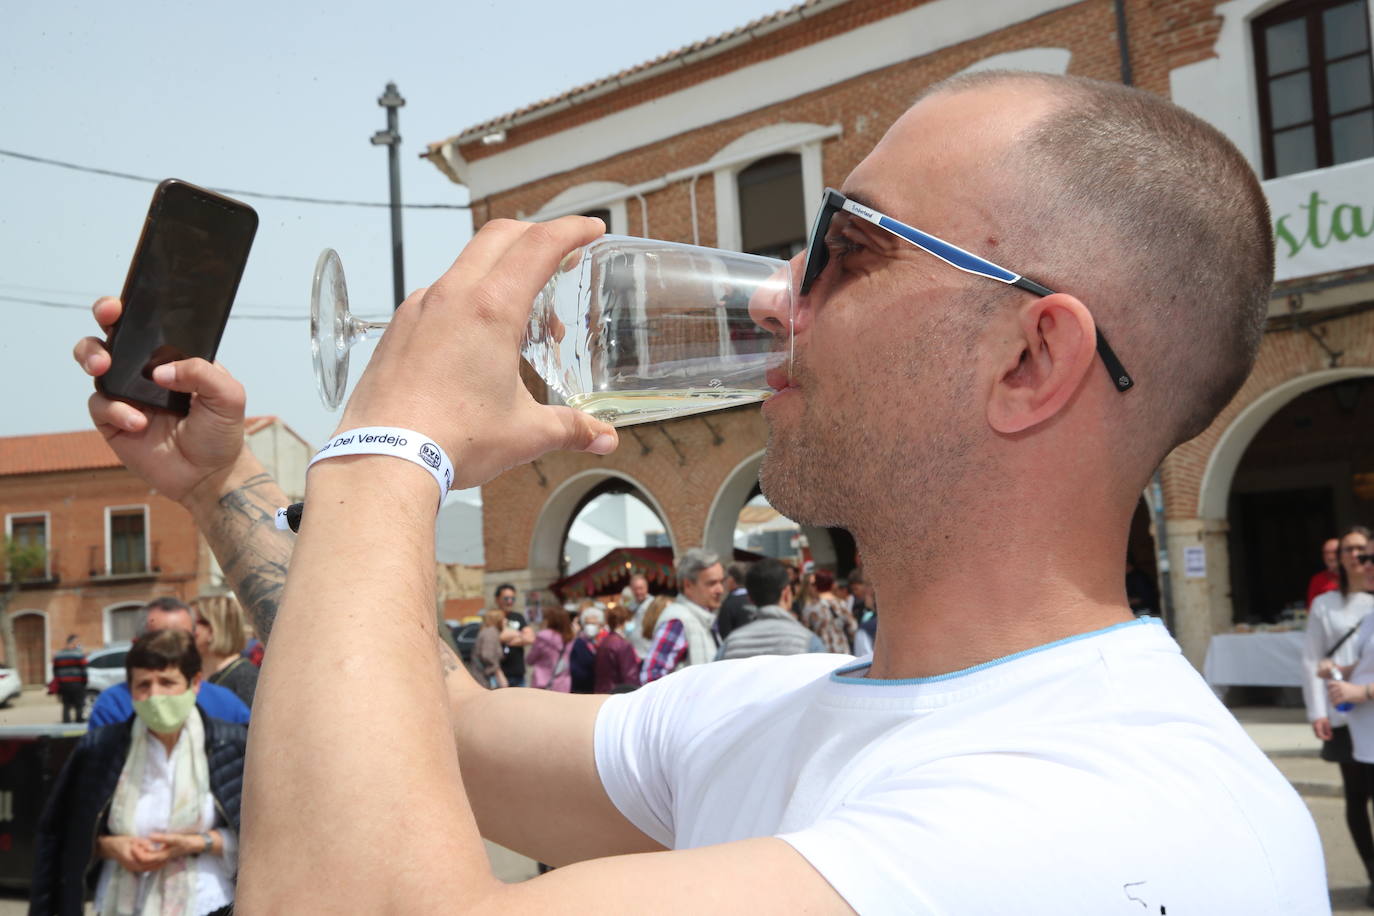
[467,552,881,698]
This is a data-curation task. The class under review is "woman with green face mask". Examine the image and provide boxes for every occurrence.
[31,628,248,916]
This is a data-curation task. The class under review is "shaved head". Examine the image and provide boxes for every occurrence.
[928,71,1272,472]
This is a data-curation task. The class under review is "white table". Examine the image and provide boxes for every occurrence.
[1203,631,1306,687]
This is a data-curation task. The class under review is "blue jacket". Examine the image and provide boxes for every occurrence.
[88,680,249,728]
[29,710,247,916]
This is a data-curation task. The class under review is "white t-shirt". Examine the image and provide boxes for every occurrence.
[1340,603,1374,762]
[1302,590,1374,726]
[595,617,1325,914]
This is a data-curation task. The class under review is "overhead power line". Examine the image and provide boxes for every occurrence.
[0,292,303,322]
[0,148,470,210]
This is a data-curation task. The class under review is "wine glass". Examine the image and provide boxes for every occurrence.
[310,235,793,427]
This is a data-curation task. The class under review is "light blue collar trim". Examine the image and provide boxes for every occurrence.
[830,616,1162,686]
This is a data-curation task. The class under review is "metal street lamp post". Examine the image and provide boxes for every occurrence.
[371,82,406,310]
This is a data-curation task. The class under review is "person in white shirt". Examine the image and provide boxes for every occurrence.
[1303,525,1374,898]
[76,70,1326,912]
[623,574,654,656]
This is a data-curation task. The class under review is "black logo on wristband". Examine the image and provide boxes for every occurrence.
[419,443,443,469]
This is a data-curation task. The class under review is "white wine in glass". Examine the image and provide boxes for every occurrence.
[311,235,793,427]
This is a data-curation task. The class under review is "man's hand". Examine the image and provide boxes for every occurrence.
[1313,717,1333,741]
[98,835,171,873]
[335,217,619,489]
[73,295,290,643]
[73,296,249,503]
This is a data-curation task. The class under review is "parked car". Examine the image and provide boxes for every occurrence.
[84,643,131,709]
[449,622,480,663]
[0,668,20,707]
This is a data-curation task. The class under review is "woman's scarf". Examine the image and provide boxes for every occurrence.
[103,710,209,916]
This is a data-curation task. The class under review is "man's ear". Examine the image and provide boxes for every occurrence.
[985,293,1097,434]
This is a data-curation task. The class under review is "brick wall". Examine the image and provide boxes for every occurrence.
[1162,308,1374,518]
[0,467,208,665]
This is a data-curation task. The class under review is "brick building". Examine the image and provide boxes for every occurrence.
[423,0,1374,667]
[0,418,310,685]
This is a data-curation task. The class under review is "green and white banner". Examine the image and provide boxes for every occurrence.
[1265,157,1374,283]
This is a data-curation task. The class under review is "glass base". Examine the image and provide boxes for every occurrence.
[311,248,349,410]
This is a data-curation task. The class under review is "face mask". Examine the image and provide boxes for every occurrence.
[133,689,197,734]
[582,624,599,640]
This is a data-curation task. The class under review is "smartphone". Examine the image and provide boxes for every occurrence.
[99,179,258,414]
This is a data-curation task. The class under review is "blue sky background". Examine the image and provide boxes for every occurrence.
[1,0,789,458]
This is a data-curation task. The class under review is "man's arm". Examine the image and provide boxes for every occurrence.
[182,452,292,644]
[238,218,851,913]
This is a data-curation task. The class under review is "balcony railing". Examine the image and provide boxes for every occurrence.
[88,542,162,580]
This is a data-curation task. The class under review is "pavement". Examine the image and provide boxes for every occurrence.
[2,688,1371,910]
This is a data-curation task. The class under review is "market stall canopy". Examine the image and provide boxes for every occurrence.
[549,546,767,601]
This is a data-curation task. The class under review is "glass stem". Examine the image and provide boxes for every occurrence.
[346,316,390,347]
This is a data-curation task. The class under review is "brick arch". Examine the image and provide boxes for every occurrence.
[703,450,765,559]
[481,407,770,577]
[1163,311,1374,519]
[528,469,676,578]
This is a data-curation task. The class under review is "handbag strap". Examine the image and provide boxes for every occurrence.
[1328,622,1362,658]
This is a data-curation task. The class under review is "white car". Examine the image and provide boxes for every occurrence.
[0,668,20,707]
[85,643,132,705]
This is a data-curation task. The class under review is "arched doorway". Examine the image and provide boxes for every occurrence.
[12,611,47,685]
[704,451,859,577]
[560,478,671,579]
[1127,497,1161,617]
[1223,376,1374,622]
[529,470,675,587]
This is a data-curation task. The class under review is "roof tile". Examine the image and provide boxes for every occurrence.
[0,430,122,477]
[441,0,823,143]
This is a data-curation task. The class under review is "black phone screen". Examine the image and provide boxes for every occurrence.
[102,180,258,413]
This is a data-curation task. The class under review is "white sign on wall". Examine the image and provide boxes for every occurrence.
[1183,545,1207,579]
[1264,157,1374,283]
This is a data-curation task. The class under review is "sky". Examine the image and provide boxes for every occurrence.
[1,0,792,481]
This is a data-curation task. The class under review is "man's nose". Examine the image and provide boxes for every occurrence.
[747,254,811,340]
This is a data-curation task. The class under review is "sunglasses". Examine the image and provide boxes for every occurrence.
[801,188,1133,393]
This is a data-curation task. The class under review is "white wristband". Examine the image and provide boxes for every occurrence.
[308,427,453,507]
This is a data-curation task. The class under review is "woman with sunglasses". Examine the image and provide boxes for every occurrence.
[1313,526,1374,899]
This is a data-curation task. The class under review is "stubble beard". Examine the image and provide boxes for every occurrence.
[759,328,983,567]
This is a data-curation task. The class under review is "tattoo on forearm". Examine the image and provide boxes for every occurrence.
[211,473,292,644]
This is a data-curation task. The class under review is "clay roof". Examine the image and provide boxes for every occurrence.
[0,429,122,476]
[436,0,830,146]
[0,416,287,476]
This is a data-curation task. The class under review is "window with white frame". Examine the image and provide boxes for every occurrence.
[737,153,808,260]
[5,513,49,580]
[1254,0,1374,177]
[105,602,144,643]
[106,506,148,575]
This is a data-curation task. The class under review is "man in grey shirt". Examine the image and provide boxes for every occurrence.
[718,559,820,660]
